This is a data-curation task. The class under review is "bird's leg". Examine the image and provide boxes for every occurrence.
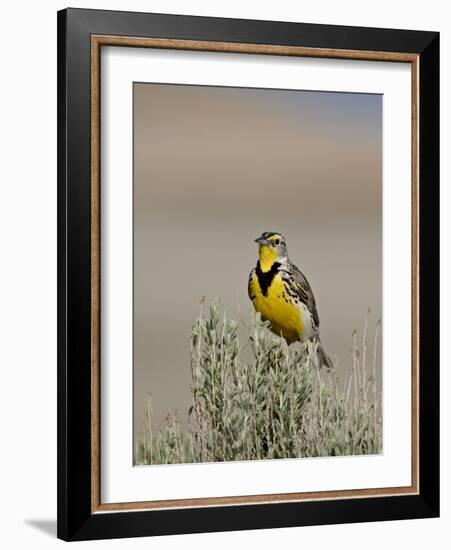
[298,342,308,358]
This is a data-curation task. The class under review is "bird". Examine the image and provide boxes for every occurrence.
[248,231,333,369]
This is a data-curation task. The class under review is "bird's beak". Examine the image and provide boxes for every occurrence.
[255,237,270,245]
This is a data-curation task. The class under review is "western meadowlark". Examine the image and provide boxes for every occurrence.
[248,231,333,369]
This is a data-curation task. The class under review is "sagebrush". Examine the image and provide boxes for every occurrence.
[135,299,381,465]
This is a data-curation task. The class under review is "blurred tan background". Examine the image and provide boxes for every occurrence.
[133,83,382,441]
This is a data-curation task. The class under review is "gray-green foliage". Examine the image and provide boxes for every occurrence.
[135,299,381,465]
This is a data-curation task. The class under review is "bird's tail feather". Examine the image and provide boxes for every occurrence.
[315,339,334,370]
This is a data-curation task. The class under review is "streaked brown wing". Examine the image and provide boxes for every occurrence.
[289,262,320,330]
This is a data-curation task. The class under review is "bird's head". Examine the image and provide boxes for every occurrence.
[254,232,288,271]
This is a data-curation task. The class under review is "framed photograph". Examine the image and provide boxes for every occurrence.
[57,8,439,541]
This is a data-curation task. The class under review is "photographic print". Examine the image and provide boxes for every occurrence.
[58,11,439,539]
[133,82,383,465]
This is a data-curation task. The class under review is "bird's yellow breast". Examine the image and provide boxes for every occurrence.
[250,273,303,344]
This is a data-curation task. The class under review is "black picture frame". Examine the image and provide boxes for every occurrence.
[57,7,439,541]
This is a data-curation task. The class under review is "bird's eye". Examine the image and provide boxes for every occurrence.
[273,239,280,245]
